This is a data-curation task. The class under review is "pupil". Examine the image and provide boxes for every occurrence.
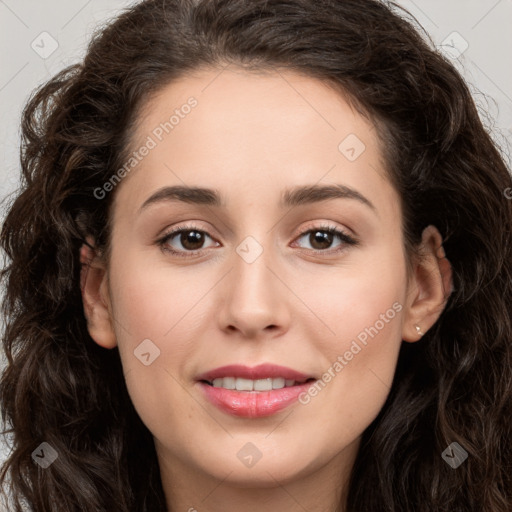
[182,230,204,250]
[311,231,332,250]
[178,230,334,251]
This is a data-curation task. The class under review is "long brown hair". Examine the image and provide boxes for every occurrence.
[1,0,511,510]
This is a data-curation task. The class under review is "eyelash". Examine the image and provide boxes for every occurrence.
[156,223,359,258]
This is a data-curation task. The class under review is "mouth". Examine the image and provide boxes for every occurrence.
[200,376,317,391]
[196,363,318,418]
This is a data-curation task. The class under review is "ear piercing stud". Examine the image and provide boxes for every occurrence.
[415,325,424,336]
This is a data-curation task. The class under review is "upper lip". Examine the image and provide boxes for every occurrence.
[196,363,315,382]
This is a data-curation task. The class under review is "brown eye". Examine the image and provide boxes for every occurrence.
[308,230,335,250]
[158,225,218,256]
[294,226,357,252]
[178,230,206,250]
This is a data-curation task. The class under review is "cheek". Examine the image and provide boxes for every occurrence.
[293,301,403,457]
[294,253,406,439]
[106,258,210,427]
[300,244,406,351]
[109,255,214,351]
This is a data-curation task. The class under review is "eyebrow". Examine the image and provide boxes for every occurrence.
[138,184,376,214]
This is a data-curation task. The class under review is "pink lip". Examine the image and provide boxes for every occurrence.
[196,364,317,418]
[196,363,313,382]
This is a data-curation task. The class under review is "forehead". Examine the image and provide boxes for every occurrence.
[111,67,398,222]
[133,66,375,155]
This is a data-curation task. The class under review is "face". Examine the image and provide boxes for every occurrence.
[83,66,448,497]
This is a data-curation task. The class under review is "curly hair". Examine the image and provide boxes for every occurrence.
[1,0,511,510]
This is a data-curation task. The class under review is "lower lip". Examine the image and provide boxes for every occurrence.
[197,380,316,418]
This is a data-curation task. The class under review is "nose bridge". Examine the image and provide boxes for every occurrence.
[217,232,290,336]
[235,238,273,301]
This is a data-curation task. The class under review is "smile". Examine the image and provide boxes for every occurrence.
[204,376,314,391]
[196,364,318,418]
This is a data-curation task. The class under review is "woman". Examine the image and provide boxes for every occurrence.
[1,0,511,510]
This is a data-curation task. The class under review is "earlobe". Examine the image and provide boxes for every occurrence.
[80,237,117,349]
[402,225,453,343]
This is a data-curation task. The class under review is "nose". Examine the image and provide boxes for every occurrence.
[216,242,291,339]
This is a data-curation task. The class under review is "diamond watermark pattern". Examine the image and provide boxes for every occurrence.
[31,442,58,469]
[338,133,366,162]
[134,338,161,366]
[441,441,468,468]
[439,31,469,59]
[237,442,263,468]
[30,31,59,59]
[236,236,263,264]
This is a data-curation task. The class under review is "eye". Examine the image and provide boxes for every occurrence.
[292,224,358,253]
[156,222,358,258]
[157,224,219,257]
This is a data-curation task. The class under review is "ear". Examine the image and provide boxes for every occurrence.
[401,225,453,342]
[79,236,117,349]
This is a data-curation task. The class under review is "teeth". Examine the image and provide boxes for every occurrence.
[253,378,272,391]
[271,378,285,389]
[210,377,299,390]
[223,376,236,389]
[236,377,253,391]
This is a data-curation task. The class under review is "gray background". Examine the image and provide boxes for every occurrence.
[1,0,512,206]
[0,0,511,504]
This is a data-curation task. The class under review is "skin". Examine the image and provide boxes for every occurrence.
[80,66,452,512]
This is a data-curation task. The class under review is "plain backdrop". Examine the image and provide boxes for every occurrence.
[0,0,511,500]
